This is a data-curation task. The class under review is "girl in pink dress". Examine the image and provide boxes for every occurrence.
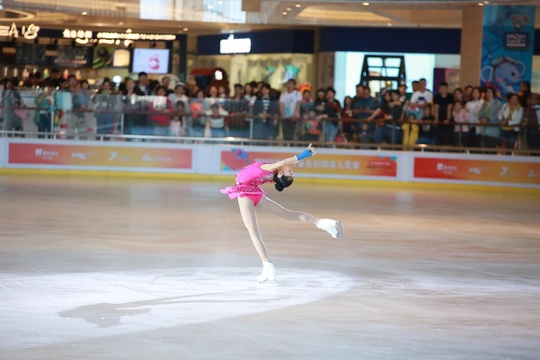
[220,144,343,284]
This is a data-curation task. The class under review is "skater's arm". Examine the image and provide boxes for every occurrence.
[261,144,316,171]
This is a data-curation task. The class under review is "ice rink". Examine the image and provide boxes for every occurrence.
[1,174,539,359]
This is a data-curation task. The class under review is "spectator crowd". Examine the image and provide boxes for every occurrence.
[1,69,539,151]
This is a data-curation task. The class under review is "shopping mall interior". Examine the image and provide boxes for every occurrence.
[1,1,539,359]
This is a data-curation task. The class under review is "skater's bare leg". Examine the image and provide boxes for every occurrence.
[257,196,318,224]
[238,196,270,262]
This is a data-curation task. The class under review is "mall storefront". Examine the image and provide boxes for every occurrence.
[0,22,188,86]
[194,30,315,92]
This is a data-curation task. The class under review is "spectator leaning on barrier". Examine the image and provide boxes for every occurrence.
[353,86,380,143]
[478,87,502,149]
[323,87,342,144]
[341,96,355,142]
[34,81,55,138]
[434,81,455,146]
[253,83,279,141]
[149,85,174,137]
[188,89,207,138]
[279,79,302,141]
[168,83,189,109]
[466,87,484,148]
[205,103,229,138]
[1,78,24,133]
[227,86,250,138]
[452,100,470,147]
[375,90,404,145]
[417,103,436,145]
[93,79,118,138]
[121,77,145,137]
[522,93,540,150]
[498,93,523,151]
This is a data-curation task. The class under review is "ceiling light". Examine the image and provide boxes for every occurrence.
[363,2,369,5]
[207,5,213,9]
[217,0,223,4]
[182,27,189,32]
[118,21,124,25]
[286,7,292,11]
[282,11,288,15]
[387,23,392,26]
[478,2,484,5]
[295,4,301,8]
[81,11,88,15]
[484,0,490,3]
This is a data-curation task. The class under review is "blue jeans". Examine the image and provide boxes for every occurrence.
[38,113,51,138]
[374,125,403,145]
[325,123,339,143]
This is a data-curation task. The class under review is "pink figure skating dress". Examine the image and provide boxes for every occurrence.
[220,162,275,205]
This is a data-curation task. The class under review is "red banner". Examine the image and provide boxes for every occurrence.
[221,149,397,177]
[8,143,192,169]
[414,157,540,184]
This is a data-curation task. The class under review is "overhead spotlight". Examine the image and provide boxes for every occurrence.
[387,23,392,27]
[478,2,484,6]
[363,2,369,5]
[484,0,490,3]
[286,7,291,11]
[295,4,301,8]
[182,27,189,32]
[118,21,124,25]
[282,11,288,15]
[207,5,213,9]
[217,0,223,4]
[81,11,88,15]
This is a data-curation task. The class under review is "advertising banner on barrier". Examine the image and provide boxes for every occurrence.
[414,157,540,184]
[8,142,193,169]
[220,148,398,177]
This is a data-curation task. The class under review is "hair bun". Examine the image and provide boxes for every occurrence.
[274,183,284,192]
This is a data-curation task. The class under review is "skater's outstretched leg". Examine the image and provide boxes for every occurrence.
[257,196,317,224]
[258,196,343,239]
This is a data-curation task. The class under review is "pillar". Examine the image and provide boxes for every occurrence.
[459,5,483,87]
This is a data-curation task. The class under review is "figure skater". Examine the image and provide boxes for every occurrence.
[220,144,343,284]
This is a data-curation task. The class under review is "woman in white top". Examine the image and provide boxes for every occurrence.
[465,87,484,147]
[168,83,189,108]
[498,93,523,151]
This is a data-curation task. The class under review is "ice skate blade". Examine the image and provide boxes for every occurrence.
[336,220,343,239]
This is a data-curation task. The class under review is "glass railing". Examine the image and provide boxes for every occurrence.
[1,92,539,155]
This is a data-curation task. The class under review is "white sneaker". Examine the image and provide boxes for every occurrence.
[316,219,343,239]
[257,261,276,284]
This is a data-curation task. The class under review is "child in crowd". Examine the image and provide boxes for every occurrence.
[452,100,470,146]
[417,105,437,145]
[303,108,324,142]
[167,100,187,138]
[402,113,420,146]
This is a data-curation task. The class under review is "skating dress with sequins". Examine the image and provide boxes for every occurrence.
[220,162,274,200]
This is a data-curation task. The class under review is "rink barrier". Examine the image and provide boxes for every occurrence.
[0,138,539,190]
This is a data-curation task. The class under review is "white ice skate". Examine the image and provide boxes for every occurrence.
[257,261,276,284]
[316,219,343,239]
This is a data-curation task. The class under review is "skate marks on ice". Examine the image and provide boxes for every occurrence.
[0,267,354,349]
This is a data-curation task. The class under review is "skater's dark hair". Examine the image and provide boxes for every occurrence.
[273,173,294,192]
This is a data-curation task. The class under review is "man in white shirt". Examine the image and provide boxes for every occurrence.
[409,78,433,119]
[279,79,302,141]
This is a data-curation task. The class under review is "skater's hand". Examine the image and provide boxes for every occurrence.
[307,143,316,156]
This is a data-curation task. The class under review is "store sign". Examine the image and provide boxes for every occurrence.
[0,23,40,40]
[63,28,176,45]
[220,35,251,54]
[63,29,93,44]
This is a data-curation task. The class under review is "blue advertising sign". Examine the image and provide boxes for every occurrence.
[480,5,536,99]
